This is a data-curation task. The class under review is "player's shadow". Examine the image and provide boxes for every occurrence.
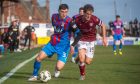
[6,72,32,79]
[8,72,49,84]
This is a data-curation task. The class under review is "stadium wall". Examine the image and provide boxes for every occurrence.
[20,22,53,45]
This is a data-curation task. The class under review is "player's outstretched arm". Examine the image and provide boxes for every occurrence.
[70,31,82,54]
[101,23,108,47]
[70,21,82,54]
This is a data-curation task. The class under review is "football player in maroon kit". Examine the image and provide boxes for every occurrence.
[71,7,84,63]
[70,4,107,80]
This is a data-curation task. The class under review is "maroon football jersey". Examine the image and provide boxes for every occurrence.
[75,15,102,42]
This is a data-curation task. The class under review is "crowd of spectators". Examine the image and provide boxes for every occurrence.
[0,20,37,57]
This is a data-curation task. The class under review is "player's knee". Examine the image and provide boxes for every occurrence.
[86,61,91,65]
[36,56,42,62]
[36,51,47,62]
[85,61,91,65]
[79,57,85,63]
[56,64,64,71]
[78,54,86,63]
[56,66,62,71]
[56,61,65,71]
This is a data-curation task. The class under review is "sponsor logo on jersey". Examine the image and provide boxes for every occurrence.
[61,22,65,27]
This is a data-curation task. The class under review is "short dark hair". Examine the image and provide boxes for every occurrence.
[116,15,120,18]
[83,4,94,13]
[79,7,84,11]
[59,4,69,10]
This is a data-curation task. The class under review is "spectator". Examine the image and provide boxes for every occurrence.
[134,18,139,36]
[1,29,9,51]
[129,20,133,36]
[7,20,21,52]
[108,21,114,36]
[109,21,114,28]
[23,23,35,50]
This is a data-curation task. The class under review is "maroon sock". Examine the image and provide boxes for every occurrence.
[79,63,85,76]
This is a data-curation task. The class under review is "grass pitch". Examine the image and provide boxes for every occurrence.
[0,46,140,84]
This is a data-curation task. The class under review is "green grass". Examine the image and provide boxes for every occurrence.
[0,46,140,84]
[0,48,41,77]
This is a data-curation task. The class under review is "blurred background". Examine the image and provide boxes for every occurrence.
[0,0,140,47]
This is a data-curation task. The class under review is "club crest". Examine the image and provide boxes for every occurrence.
[89,23,93,26]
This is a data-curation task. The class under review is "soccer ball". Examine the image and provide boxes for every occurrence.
[40,70,51,82]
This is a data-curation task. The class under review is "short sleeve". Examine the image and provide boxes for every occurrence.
[51,14,58,27]
[94,16,102,26]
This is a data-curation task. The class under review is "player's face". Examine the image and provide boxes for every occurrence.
[116,17,120,22]
[59,9,68,19]
[84,10,92,21]
[79,10,84,15]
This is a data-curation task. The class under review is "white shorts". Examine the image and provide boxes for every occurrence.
[77,41,95,58]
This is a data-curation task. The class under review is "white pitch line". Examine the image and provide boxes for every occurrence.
[0,54,38,84]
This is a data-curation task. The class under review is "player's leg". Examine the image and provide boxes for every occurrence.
[33,51,47,74]
[54,60,65,77]
[78,48,86,80]
[85,41,95,65]
[23,36,28,50]
[85,57,92,65]
[118,35,123,55]
[71,46,78,63]
[113,35,117,55]
[13,40,17,52]
[77,41,87,80]
[28,36,31,49]
[28,43,54,81]
[28,51,47,81]
[54,49,69,78]
[15,38,22,52]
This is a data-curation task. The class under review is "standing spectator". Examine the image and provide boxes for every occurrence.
[7,20,21,52]
[129,21,133,36]
[108,21,114,36]
[23,23,35,50]
[134,18,139,41]
[109,21,114,28]
[134,18,139,36]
